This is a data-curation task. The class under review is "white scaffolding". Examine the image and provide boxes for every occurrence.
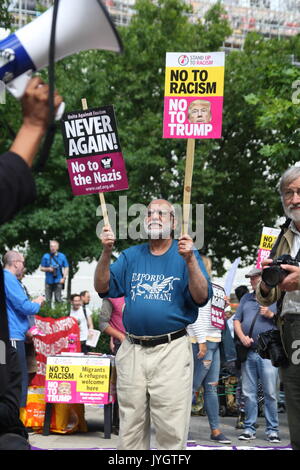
[4,0,300,47]
[189,0,300,48]
[6,0,134,28]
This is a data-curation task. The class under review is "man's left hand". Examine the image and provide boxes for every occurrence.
[33,295,45,306]
[178,234,194,261]
[259,306,274,319]
[279,264,300,291]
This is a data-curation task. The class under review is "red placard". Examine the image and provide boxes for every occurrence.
[30,316,80,386]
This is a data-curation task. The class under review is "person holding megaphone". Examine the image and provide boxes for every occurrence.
[0,76,63,450]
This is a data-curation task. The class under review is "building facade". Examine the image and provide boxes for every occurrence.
[5,0,300,48]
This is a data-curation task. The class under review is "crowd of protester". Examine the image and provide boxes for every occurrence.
[1,77,299,452]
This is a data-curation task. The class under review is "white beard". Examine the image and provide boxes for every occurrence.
[284,203,300,223]
[144,220,172,239]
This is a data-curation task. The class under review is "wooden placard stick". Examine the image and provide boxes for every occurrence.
[182,138,195,235]
[81,98,109,227]
[99,192,109,227]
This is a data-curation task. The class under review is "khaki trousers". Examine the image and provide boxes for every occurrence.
[115,334,193,450]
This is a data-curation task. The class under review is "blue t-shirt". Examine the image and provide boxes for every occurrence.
[101,240,212,336]
[41,252,69,284]
[4,270,40,340]
[234,292,277,346]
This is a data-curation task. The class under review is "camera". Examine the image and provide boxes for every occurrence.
[257,329,288,367]
[261,253,298,288]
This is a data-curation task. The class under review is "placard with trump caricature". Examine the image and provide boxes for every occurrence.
[45,355,116,405]
[256,226,280,269]
[163,52,225,139]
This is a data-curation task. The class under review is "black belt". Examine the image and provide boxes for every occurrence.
[126,328,187,347]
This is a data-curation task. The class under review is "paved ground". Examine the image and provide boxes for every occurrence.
[29,404,291,450]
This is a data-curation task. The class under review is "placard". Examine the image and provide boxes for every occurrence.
[211,283,226,330]
[256,226,280,269]
[61,105,128,196]
[86,328,101,348]
[224,257,241,296]
[163,52,225,139]
[31,316,80,387]
[45,355,116,405]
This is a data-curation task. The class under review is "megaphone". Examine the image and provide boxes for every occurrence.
[0,0,123,106]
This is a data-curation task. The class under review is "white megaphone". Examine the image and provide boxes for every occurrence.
[0,0,123,118]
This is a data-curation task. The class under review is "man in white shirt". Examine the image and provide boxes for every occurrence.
[70,293,93,353]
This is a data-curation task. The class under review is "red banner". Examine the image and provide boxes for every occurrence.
[31,316,81,386]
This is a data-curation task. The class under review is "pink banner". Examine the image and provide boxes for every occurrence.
[256,248,271,269]
[45,380,112,405]
[67,153,128,196]
[163,96,223,139]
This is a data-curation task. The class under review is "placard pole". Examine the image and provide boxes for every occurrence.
[182,138,195,235]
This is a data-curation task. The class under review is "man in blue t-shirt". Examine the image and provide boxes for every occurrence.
[94,199,212,450]
[40,240,69,304]
[234,267,280,443]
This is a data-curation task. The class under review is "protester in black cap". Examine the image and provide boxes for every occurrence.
[0,77,63,450]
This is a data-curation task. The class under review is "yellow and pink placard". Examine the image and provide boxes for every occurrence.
[256,227,280,269]
[45,355,116,405]
[163,52,225,139]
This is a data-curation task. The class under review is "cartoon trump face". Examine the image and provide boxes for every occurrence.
[58,382,71,396]
[187,99,212,124]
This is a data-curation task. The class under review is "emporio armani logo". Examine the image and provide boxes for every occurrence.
[131,274,180,301]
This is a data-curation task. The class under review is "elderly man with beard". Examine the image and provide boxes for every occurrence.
[94,199,212,450]
[256,166,300,450]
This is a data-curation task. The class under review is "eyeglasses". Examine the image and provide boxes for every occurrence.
[147,209,174,218]
[283,188,300,200]
[190,107,209,114]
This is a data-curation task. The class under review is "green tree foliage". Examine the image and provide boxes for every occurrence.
[0,0,231,287]
[198,32,300,272]
[0,0,12,29]
[1,0,300,280]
